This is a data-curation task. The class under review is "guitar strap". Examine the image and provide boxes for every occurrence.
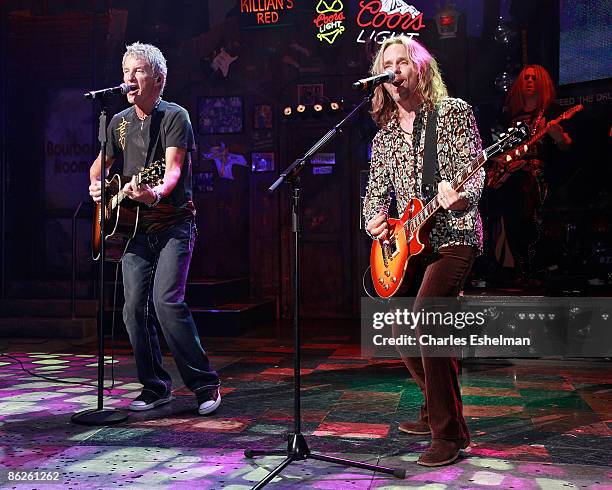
[421,109,439,201]
[146,111,164,168]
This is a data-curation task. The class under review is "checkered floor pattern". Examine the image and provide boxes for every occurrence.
[0,335,610,488]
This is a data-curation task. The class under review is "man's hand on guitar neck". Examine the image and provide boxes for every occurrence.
[123,175,159,206]
[438,181,468,212]
[546,122,571,149]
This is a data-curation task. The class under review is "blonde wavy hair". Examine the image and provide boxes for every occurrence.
[370,36,447,128]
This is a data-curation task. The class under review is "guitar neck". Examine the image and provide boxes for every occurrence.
[407,151,488,233]
[109,174,143,211]
[526,105,582,147]
[528,119,556,147]
[113,190,126,209]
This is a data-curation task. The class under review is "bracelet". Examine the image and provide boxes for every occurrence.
[147,188,162,208]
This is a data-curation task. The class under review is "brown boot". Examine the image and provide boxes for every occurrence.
[417,439,469,467]
[398,420,431,435]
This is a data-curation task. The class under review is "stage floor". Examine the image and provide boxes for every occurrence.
[0,325,611,489]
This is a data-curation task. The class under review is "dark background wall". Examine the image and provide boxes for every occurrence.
[0,0,610,318]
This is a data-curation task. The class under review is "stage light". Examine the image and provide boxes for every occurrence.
[313,103,323,112]
[296,104,306,113]
[283,106,292,117]
[330,101,340,111]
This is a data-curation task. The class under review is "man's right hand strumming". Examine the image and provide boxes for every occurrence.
[89,181,102,203]
[366,211,389,241]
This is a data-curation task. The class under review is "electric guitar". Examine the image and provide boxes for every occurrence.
[487,104,583,189]
[91,159,165,262]
[370,122,529,298]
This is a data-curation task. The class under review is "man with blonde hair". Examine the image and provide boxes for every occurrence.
[364,36,484,466]
[88,42,221,416]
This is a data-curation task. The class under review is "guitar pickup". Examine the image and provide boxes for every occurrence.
[385,238,399,259]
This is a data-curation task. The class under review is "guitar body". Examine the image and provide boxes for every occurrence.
[91,174,140,262]
[91,159,165,262]
[370,198,432,298]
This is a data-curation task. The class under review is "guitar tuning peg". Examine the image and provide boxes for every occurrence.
[500,133,506,138]
[505,154,512,162]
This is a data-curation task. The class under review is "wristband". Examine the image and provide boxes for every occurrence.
[147,188,162,207]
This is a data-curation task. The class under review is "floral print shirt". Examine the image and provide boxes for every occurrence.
[363,97,484,253]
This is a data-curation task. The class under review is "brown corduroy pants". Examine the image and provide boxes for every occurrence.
[397,244,476,443]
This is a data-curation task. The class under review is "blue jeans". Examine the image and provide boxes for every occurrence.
[121,220,219,397]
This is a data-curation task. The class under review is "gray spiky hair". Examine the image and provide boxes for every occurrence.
[123,42,167,94]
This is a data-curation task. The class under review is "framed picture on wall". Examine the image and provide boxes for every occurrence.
[251,152,275,172]
[297,83,323,105]
[198,96,243,134]
[253,104,273,129]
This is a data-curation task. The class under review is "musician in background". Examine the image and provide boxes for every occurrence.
[88,42,221,415]
[486,65,572,285]
[363,36,484,466]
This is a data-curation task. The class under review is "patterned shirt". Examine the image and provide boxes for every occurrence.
[363,97,485,253]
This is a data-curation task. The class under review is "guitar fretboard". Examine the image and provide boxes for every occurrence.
[526,105,582,148]
[406,150,488,235]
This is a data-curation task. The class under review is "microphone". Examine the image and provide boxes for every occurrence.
[84,83,137,99]
[352,71,396,90]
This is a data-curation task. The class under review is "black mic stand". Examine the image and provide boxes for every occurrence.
[72,97,128,426]
[244,93,406,488]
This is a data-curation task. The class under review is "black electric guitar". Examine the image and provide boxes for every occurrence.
[92,159,165,262]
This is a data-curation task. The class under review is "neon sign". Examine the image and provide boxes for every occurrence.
[314,0,346,45]
[240,0,294,26]
[355,0,426,44]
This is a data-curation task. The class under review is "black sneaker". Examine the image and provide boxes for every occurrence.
[196,386,221,415]
[129,390,173,411]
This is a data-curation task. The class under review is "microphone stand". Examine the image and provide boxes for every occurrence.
[72,97,128,426]
[244,92,406,488]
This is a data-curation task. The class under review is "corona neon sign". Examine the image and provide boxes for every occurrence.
[314,0,346,45]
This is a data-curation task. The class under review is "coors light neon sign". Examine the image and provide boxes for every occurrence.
[356,0,425,44]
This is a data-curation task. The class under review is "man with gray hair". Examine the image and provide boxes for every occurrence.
[88,42,221,415]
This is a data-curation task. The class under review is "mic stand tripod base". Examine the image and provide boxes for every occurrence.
[71,407,128,426]
[245,433,406,489]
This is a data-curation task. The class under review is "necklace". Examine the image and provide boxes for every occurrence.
[136,98,162,129]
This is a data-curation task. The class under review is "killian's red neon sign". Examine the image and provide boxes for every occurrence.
[355,0,426,44]
[240,0,294,25]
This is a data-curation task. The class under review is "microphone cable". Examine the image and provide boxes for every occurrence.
[0,262,123,394]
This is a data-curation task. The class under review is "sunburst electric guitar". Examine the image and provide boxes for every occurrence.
[370,122,529,298]
[92,159,165,262]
